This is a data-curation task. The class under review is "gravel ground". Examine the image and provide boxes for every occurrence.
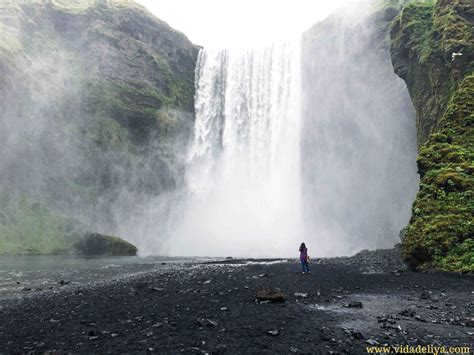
[0,248,472,354]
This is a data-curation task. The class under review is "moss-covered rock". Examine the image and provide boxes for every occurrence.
[391,0,473,272]
[74,233,137,256]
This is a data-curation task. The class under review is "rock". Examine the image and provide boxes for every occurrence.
[420,291,431,300]
[196,318,217,327]
[149,287,164,292]
[220,307,228,311]
[88,330,99,340]
[366,339,379,345]
[203,280,211,284]
[343,301,363,308]
[414,315,426,322]
[398,227,407,241]
[343,328,364,340]
[399,309,416,317]
[294,292,308,298]
[267,330,279,336]
[74,233,137,256]
[463,317,474,327]
[22,287,31,291]
[58,280,70,285]
[256,288,285,303]
[290,347,300,353]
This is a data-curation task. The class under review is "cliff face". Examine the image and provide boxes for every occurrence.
[0,0,199,254]
[300,3,419,254]
[391,0,473,272]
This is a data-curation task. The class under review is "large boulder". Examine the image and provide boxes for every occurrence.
[74,233,137,256]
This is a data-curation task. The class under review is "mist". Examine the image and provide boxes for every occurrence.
[300,2,419,256]
[148,1,419,258]
[0,0,419,258]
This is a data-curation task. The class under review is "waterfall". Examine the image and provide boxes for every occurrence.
[164,7,419,258]
[169,42,303,257]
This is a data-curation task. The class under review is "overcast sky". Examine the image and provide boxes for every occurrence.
[136,0,364,48]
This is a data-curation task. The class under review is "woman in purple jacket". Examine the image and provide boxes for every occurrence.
[299,243,311,274]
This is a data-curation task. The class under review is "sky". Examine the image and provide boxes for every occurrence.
[136,0,365,48]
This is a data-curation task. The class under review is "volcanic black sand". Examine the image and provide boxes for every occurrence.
[0,249,473,354]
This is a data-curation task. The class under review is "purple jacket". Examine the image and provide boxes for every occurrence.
[299,247,308,261]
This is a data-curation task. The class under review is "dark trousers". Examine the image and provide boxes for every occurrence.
[301,259,310,272]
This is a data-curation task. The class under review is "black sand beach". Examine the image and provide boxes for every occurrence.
[0,249,472,354]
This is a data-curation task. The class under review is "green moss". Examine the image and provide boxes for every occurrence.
[401,75,474,272]
[391,0,473,272]
[101,235,137,256]
[73,233,137,256]
[401,1,437,62]
[435,239,474,273]
[0,197,73,255]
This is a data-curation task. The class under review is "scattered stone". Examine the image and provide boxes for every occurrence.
[290,346,300,352]
[196,318,217,327]
[152,323,163,328]
[203,280,211,284]
[463,317,474,327]
[343,301,363,308]
[414,315,426,322]
[220,307,228,311]
[22,287,31,292]
[420,291,430,300]
[366,339,379,345]
[294,292,308,298]
[399,309,415,317]
[343,328,364,340]
[88,330,99,340]
[256,288,285,302]
[150,287,165,292]
[58,280,70,285]
[268,330,279,336]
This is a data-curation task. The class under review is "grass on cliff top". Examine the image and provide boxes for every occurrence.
[397,0,437,62]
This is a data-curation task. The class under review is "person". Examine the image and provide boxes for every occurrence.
[299,242,311,274]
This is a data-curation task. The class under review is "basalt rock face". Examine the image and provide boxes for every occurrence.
[0,0,199,254]
[391,0,473,272]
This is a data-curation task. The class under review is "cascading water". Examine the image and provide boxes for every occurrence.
[168,42,303,257]
[161,5,419,258]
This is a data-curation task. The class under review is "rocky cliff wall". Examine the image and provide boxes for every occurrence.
[391,0,473,272]
[0,0,199,254]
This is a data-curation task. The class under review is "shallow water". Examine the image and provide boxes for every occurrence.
[0,255,212,300]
